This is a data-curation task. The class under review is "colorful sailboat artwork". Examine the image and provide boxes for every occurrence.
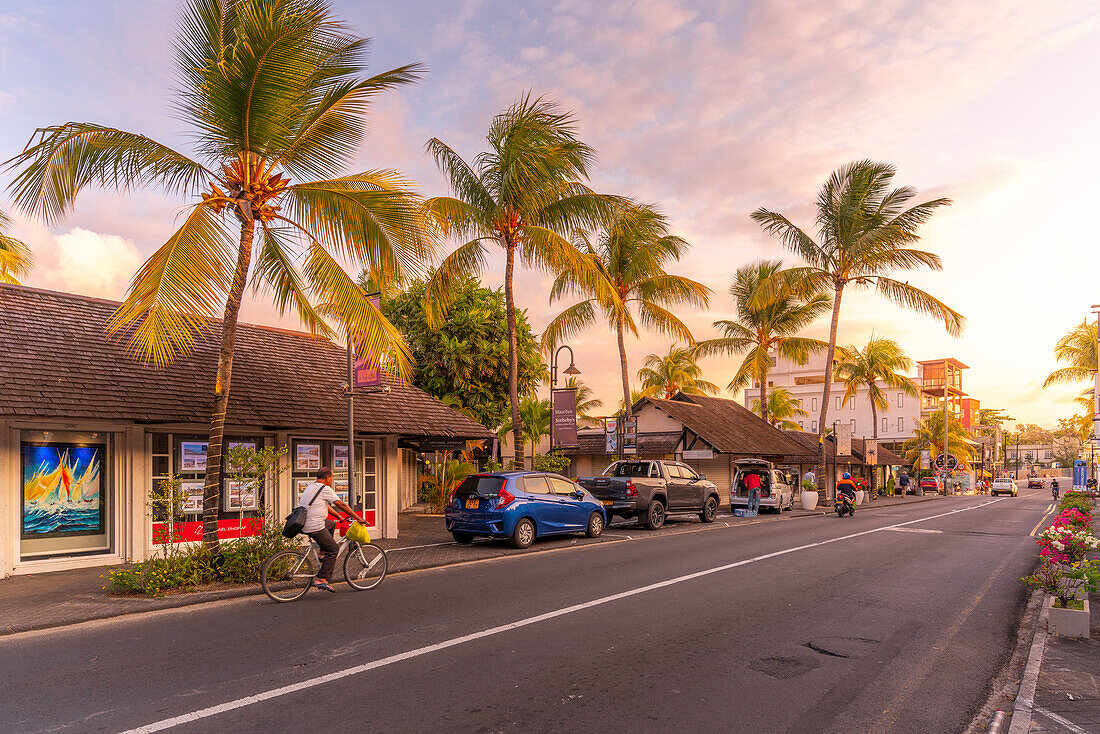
[22,445,104,535]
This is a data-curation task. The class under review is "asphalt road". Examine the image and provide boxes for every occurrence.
[0,491,1053,734]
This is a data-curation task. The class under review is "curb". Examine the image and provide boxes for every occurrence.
[1007,590,1049,734]
[0,493,953,637]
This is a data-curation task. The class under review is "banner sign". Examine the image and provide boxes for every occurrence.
[416,436,467,452]
[551,388,578,448]
[683,448,714,460]
[622,418,638,455]
[864,439,878,466]
[605,418,618,454]
[353,295,383,388]
[837,423,852,457]
[921,450,931,470]
[1074,460,1087,490]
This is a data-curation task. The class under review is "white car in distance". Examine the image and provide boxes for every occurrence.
[990,477,1018,497]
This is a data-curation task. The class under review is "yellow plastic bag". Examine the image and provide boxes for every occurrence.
[345,521,371,544]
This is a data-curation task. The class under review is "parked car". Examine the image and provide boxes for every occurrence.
[919,476,942,493]
[577,460,721,530]
[444,472,606,548]
[1027,476,1043,489]
[990,477,1018,497]
[730,459,794,513]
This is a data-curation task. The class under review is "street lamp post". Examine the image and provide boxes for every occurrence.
[549,344,581,452]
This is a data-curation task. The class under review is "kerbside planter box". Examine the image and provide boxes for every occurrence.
[1046,596,1090,639]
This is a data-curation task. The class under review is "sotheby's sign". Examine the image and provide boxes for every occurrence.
[551,388,578,448]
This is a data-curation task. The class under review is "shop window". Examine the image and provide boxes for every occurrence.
[291,439,379,527]
[20,429,113,561]
[150,433,268,544]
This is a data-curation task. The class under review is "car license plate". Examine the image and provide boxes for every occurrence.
[465,498,479,509]
[601,500,613,506]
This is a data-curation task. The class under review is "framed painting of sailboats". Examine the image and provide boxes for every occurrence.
[21,443,106,538]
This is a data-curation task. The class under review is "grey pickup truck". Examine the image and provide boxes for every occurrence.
[576,459,721,530]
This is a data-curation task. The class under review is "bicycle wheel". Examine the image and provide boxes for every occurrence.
[261,549,317,602]
[343,542,388,590]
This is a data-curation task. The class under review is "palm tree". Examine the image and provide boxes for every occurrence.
[751,387,808,430]
[834,336,919,441]
[424,95,616,468]
[6,0,431,551]
[638,345,719,399]
[1044,320,1096,387]
[0,211,33,284]
[502,396,552,463]
[694,260,828,422]
[751,160,964,473]
[903,411,974,470]
[619,388,648,412]
[541,203,710,417]
[566,376,603,419]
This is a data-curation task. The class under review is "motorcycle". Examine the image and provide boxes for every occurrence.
[1051,481,1060,500]
[834,492,855,518]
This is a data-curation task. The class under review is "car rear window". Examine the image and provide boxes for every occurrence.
[454,475,505,498]
[607,462,651,478]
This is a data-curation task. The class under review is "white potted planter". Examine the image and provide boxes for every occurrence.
[799,490,819,511]
[1046,595,1090,638]
[854,490,865,505]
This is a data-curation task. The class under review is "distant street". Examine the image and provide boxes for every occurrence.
[0,491,1052,734]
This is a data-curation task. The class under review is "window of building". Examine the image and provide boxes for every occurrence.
[798,421,804,430]
[812,397,818,412]
[882,417,888,432]
[850,399,855,411]
[290,438,378,527]
[835,396,841,410]
[850,419,856,431]
[897,417,904,432]
[812,420,818,433]
[897,393,904,408]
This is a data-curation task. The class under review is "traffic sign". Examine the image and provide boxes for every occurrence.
[934,453,958,470]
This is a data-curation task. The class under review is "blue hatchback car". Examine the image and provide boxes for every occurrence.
[444,471,607,548]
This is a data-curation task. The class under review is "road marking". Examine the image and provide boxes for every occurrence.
[1033,706,1092,734]
[119,498,1003,734]
[884,527,942,534]
[1029,507,1057,537]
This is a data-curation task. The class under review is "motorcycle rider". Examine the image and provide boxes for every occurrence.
[1051,478,1059,499]
[836,472,858,514]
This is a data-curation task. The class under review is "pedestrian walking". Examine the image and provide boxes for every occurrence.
[897,472,910,496]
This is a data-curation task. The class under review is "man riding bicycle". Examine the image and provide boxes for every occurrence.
[300,467,365,593]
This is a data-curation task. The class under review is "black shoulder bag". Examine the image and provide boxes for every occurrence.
[282,483,323,538]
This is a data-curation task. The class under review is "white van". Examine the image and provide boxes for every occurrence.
[730,459,795,513]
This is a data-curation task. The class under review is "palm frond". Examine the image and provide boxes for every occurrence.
[253,224,334,337]
[424,237,492,327]
[870,276,965,336]
[6,123,212,223]
[539,300,597,351]
[106,203,236,367]
[0,211,33,283]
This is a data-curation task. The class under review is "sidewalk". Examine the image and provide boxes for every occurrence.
[1009,591,1100,733]
[0,492,944,636]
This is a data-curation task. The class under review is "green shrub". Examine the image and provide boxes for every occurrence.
[533,453,571,474]
[1059,492,1095,515]
[109,512,296,596]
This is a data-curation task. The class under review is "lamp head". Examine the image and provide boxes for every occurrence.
[564,363,581,376]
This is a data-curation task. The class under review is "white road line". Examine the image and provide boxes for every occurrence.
[119,498,1003,734]
[884,527,943,534]
[1032,706,1092,734]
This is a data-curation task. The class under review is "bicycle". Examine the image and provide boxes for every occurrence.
[261,521,388,602]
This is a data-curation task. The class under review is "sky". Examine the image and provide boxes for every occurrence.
[1,0,1099,429]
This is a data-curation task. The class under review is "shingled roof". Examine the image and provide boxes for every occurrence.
[639,394,816,458]
[0,284,492,439]
[562,430,683,456]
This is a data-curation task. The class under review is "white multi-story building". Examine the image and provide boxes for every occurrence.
[742,353,920,453]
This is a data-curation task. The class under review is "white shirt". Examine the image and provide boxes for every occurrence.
[803,471,816,483]
[299,481,340,534]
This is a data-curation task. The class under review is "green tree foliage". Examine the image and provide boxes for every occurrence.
[1044,320,1097,387]
[541,202,710,417]
[976,408,1013,435]
[1017,423,1055,443]
[834,336,919,440]
[0,211,33,284]
[501,396,552,461]
[566,376,603,419]
[903,411,974,469]
[424,94,617,466]
[639,345,718,399]
[752,160,962,471]
[7,0,431,551]
[694,259,827,422]
[751,387,808,430]
[381,274,544,429]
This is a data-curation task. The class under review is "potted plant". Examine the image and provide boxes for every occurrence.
[1022,507,1099,638]
[800,479,819,510]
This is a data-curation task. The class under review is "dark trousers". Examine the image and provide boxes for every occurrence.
[307,519,339,580]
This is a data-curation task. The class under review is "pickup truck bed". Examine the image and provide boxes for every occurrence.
[577,459,720,530]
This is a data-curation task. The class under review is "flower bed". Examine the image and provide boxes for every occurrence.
[1023,499,1099,612]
